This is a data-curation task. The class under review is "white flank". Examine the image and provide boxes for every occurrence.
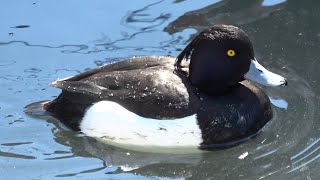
[80,101,202,148]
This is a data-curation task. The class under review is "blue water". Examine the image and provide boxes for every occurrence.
[0,0,319,179]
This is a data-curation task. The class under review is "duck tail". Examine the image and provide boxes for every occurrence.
[25,92,87,131]
[24,100,53,117]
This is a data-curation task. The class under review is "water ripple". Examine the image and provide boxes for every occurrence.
[122,0,170,31]
[0,60,16,67]
[287,138,320,173]
[24,68,42,73]
[291,139,320,160]
[0,41,89,54]
[0,151,36,159]
[1,142,33,146]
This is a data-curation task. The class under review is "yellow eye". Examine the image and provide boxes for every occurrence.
[227,49,236,57]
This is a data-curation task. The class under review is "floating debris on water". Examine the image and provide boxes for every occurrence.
[238,152,249,159]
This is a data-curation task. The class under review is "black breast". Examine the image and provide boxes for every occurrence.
[197,81,272,149]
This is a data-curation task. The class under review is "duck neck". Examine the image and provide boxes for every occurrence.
[193,81,238,96]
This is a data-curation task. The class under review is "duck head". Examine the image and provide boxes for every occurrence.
[176,25,287,94]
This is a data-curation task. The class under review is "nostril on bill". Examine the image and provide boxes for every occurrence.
[281,79,288,86]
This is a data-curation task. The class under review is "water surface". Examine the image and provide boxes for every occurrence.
[0,0,319,179]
